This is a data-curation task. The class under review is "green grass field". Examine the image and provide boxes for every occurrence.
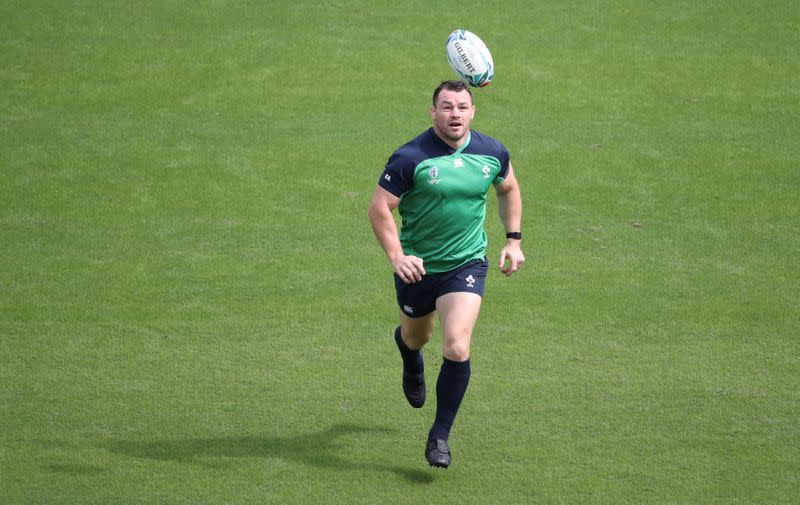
[2,1,798,503]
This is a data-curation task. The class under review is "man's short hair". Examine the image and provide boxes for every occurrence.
[432,80,473,106]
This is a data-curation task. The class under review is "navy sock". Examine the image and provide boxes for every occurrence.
[394,326,423,374]
[428,357,471,441]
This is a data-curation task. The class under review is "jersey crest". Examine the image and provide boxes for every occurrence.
[428,166,441,185]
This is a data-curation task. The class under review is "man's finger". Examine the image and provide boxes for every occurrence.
[411,257,426,280]
[498,250,507,270]
[506,260,517,276]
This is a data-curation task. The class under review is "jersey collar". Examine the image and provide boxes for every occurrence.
[454,130,472,155]
[429,127,472,154]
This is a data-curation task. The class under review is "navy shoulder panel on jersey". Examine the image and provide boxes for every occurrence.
[378,128,451,197]
[461,130,511,180]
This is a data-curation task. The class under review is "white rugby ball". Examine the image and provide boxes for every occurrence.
[446,29,494,88]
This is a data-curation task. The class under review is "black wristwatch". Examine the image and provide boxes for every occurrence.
[505,232,522,240]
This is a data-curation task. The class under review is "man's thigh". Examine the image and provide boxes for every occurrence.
[436,292,483,361]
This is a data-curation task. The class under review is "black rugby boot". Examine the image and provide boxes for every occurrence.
[425,439,451,468]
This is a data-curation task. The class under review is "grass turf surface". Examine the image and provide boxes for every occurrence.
[2,1,798,503]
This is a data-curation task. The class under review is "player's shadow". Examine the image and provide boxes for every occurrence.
[105,423,433,484]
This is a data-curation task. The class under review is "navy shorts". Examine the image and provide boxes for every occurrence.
[394,258,488,318]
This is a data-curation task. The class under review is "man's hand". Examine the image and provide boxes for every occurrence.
[392,255,426,284]
[498,241,525,276]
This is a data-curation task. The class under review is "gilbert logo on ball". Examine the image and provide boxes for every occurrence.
[446,29,494,88]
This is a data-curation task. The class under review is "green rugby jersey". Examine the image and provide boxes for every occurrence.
[379,128,510,273]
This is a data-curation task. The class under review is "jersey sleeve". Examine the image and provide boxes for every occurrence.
[493,146,511,183]
[378,148,416,197]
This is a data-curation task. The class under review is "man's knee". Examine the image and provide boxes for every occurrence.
[404,330,432,350]
[443,332,471,361]
[400,314,435,350]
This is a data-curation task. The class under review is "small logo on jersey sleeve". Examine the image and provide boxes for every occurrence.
[481,165,490,178]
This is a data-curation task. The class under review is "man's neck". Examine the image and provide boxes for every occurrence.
[432,127,469,150]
